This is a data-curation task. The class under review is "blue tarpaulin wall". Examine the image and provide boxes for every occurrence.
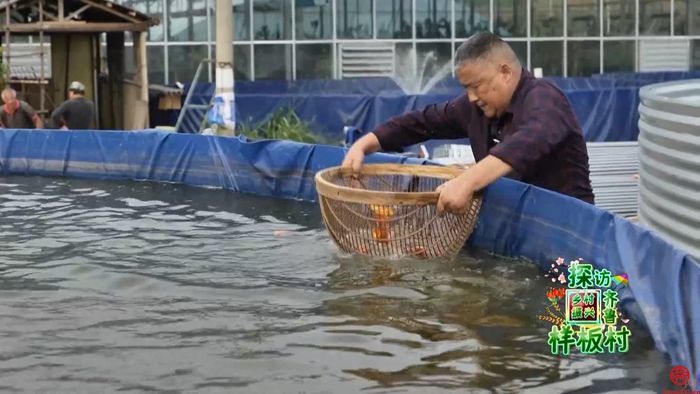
[158,71,700,143]
[0,129,698,384]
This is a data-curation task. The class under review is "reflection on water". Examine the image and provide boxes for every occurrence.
[0,176,669,392]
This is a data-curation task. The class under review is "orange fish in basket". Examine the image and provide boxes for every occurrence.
[369,204,395,244]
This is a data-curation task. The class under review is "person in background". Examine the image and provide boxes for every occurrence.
[0,88,44,129]
[342,32,594,215]
[50,81,95,130]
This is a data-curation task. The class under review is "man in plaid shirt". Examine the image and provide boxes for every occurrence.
[342,32,594,215]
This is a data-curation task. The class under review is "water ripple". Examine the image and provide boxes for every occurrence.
[0,176,669,393]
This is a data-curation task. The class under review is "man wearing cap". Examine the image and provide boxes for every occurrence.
[50,81,95,130]
[0,88,44,129]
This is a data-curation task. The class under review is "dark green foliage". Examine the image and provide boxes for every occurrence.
[239,107,329,144]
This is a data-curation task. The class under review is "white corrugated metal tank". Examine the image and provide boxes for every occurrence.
[638,80,700,260]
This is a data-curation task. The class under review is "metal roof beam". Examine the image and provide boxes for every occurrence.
[79,0,141,23]
[5,20,149,32]
[65,4,89,20]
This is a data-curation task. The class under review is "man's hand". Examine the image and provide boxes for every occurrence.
[33,114,44,129]
[341,132,382,174]
[435,155,515,216]
[436,173,475,216]
[341,145,366,174]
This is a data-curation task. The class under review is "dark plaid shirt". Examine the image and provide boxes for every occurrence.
[373,68,595,204]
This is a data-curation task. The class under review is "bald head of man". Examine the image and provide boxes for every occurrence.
[454,32,523,119]
[1,88,18,107]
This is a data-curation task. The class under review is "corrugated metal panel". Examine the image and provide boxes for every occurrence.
[339,42,395,79]
[639,39,690,72]
[2,43,52,79]
[638,80,700,260]
[587,141,639,218]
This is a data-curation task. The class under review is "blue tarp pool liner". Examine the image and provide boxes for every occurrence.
[155,71,700,143]
[1,129,698,384]
[172,78,642,143]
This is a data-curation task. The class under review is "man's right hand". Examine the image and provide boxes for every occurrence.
[341,132,382,174]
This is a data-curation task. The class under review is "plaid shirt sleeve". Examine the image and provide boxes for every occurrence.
[372,94,473,152]
[489,86,573,178]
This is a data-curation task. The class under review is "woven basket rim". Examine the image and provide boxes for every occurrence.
[314,163,467,205]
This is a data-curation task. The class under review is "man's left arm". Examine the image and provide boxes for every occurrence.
[488,89,571,178]
[436,88,571,215]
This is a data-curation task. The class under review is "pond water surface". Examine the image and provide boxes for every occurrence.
[0,176,670,393]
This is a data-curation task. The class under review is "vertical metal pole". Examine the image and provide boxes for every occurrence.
[599,0,604,74]
[563,0,568,77]
[451,0,456,77]
[412,0,417,78]
[58,0,64,20]
[5,4,11,75]
[332,0,338,79]
[207,0,212,82]
[291,0,296,80]
[371,0,376,39]
[138,32,149,105]
[39,0,46,118]
[409,0,413,37]
[527,0,532,70]
[163,0,169,84]
[92,34,100,128]
[214,0,235,135]
[670,0,675,36]
[635,0,639,71]
[250,0,255,81]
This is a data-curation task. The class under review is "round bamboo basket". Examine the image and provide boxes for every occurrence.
[315,164,482,258]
